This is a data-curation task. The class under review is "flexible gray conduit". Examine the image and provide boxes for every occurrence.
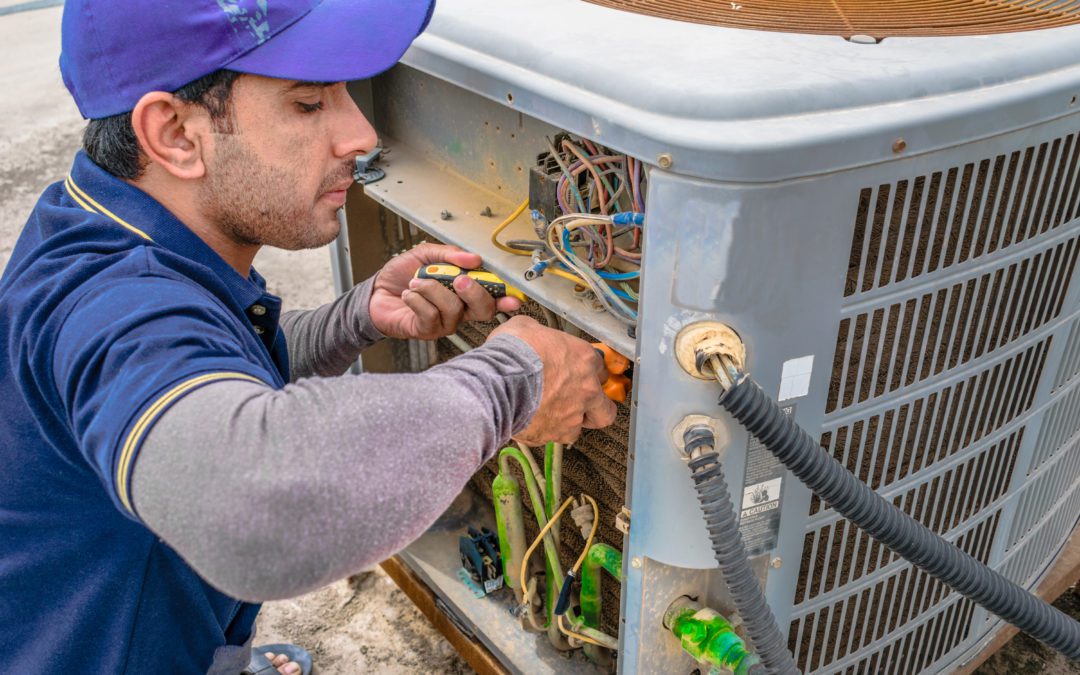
[717,374,1080,662]
[684,427,796,674]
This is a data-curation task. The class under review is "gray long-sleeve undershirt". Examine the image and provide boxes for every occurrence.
[130,282,542,603]
[278,276,385,380]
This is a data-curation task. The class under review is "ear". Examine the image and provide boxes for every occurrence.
[130,91,209,181]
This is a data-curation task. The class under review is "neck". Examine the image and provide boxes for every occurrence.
[131,170,259,277]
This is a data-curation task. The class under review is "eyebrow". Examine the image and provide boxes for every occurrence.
[285,81,336,92]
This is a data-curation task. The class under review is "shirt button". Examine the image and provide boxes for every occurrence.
[254,325,265,335]
[250,305,267,316]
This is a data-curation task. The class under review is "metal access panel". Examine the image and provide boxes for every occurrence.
[344,1,1080,672]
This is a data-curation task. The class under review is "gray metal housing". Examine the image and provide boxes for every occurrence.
[351,2,1080,672]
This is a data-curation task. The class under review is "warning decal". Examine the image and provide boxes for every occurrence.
[738,404,793,555]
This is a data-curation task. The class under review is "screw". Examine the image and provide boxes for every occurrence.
[657,153,673,169]
[480,206,493,217]
[892,138,907,154]
[631,557,642,569]
[440,210,452,220]
[770,557,783,569]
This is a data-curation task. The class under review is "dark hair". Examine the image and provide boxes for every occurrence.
[82,69,242,179]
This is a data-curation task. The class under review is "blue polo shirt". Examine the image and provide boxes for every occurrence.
[0,152,291,673]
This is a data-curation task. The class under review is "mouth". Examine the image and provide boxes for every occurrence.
[320,179,354,207]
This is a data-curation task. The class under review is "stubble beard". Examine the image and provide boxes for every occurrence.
[199,134,347,251]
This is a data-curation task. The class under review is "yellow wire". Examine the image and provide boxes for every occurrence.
[520,496,574,607]
[570,495,599,576]
[548,267,584,284]
[518,495,602,632]
[557,614,614,649]
[491,199,531,256]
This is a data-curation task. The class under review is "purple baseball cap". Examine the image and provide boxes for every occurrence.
[60,0,436,119]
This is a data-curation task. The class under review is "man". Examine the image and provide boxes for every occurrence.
[0,1,617,673]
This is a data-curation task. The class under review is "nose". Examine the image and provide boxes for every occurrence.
[331,85,378,161]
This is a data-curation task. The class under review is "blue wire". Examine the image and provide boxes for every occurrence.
[597,269,639,280]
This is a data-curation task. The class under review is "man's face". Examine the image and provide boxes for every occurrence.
[198,75,375,251]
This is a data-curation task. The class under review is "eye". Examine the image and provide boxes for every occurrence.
[297,100,324,113]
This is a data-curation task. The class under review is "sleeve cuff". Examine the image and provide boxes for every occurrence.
[351,274,386,346]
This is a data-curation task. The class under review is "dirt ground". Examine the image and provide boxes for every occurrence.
[2,4,1077,675]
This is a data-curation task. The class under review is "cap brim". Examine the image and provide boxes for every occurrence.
[226,0,435,82]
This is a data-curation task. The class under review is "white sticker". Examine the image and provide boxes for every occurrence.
[778,355,814,401]
[742,477,783,517]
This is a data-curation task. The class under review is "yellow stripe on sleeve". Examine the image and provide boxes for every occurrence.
[116,372,266,514]
[65,175,153,241]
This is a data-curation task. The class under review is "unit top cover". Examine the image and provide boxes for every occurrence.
[401,0,1080,181]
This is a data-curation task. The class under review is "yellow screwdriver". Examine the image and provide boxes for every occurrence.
[414,263,527,302]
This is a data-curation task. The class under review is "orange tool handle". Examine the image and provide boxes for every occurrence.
[593,343,632,403]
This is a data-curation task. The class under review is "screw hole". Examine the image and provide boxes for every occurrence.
[396,180,403,184]
[506,91,514,103]
[1071,95,1077,107]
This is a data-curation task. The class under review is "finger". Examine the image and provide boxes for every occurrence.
[582,396,617,429]
[557,419,585,444]
[440,248,484,270]
[453,275,497,321]
[409,278,464,333]
[410,242,483,270]
[495,296,523,313]
[591,347,608,382]
[401,289,442,338]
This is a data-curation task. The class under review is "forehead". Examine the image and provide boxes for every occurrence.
[231,74,337,102]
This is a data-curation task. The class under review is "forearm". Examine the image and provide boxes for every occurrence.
[131,335,541,602]
[279,275,384,380]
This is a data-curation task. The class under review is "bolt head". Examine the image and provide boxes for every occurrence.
[657,153,673,170]
[440,210,452,220]
[631,556,642,569]
[770,557,783,569]
[892,138,907,154]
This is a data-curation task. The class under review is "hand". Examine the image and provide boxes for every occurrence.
[490,316,618,444]
[369,243,523,340]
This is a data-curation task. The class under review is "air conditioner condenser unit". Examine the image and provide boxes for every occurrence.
[338,2,1080,672]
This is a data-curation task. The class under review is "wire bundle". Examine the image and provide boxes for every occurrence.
[491,136,646,327]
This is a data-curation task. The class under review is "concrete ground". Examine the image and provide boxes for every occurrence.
[1,5,1075,675]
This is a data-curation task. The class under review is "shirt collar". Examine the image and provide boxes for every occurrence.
[67,151,270,310]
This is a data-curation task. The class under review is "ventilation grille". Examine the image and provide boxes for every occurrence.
[788,512,1000,674]
[796,134,1080,673]
[813,342,1045,517]
[827,236,1077,413]
[1001,476,1080,586]
[846,136,1080,298]
[1053,318,1080,390]
[1009,425,1080,548]
[583,0,1080,38]
[796,431,1020,605]
[1028,379,1080,475]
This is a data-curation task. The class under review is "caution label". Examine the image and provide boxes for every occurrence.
[738,405,793,555]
